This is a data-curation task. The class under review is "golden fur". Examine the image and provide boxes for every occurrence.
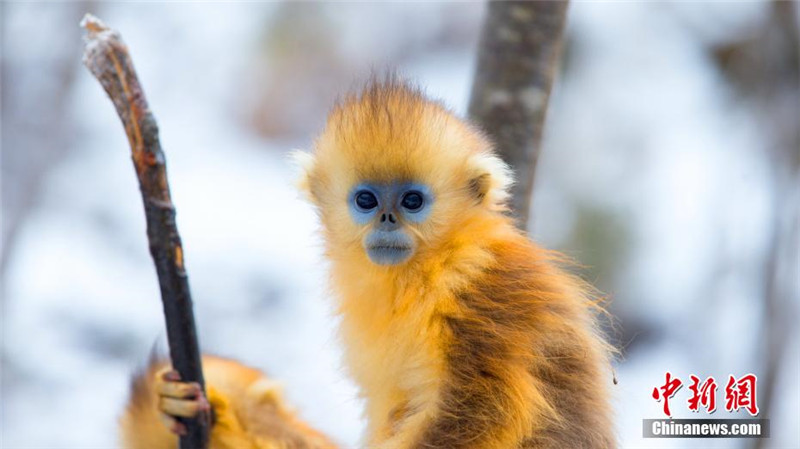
[299,80,615,448]
[120,79,615,448]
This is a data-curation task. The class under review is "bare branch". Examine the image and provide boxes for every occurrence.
[80,14,210,449]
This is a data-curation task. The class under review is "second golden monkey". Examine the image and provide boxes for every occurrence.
[121,80,616,449]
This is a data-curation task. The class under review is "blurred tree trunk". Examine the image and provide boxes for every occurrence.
[0,2,92,275]
[751,4,800,447]
[712,3,799,447]
[468,0,569,230]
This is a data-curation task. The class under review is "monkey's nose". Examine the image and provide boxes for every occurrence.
[377,212,400,231]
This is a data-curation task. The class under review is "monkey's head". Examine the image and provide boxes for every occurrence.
[296,80,511,267]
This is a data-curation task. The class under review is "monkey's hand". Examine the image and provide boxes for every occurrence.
[153,368,213,436]
[152,366,260,449]
[120,355,338,449]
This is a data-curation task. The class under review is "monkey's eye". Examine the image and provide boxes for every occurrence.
[355,190,379,211]
[401,191,424,212]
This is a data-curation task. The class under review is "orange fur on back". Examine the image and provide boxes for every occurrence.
[298,79,616,448]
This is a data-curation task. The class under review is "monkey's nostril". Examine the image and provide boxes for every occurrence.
[388,214,396,224]
[380,214,387,223]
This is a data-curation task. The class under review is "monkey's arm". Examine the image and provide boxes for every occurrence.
[119,355,337,449]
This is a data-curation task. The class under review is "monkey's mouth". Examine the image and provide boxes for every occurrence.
[369,244,412,254]
[370,244,411,251]
[366,245,413,266]
[364,232,415,266]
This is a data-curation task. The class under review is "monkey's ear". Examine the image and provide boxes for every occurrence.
[290,149,317,202]
[466,152,513,210]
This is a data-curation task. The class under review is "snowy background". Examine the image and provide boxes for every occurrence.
[2,2,798,449]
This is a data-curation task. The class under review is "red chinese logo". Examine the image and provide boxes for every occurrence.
[652,372,683,417]
[652,373,758,417]
[687,375,717,413]
[724,374,759,416]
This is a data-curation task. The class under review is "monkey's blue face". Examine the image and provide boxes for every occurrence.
[348,182,433,266]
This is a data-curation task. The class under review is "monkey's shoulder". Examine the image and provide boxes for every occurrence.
[457,240,585,314]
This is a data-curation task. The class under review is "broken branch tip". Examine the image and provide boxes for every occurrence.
[80,13,108,34]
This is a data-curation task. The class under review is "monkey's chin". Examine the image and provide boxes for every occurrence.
[366,246,413,266]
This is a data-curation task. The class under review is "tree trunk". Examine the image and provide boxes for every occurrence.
[468,0,569,230]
